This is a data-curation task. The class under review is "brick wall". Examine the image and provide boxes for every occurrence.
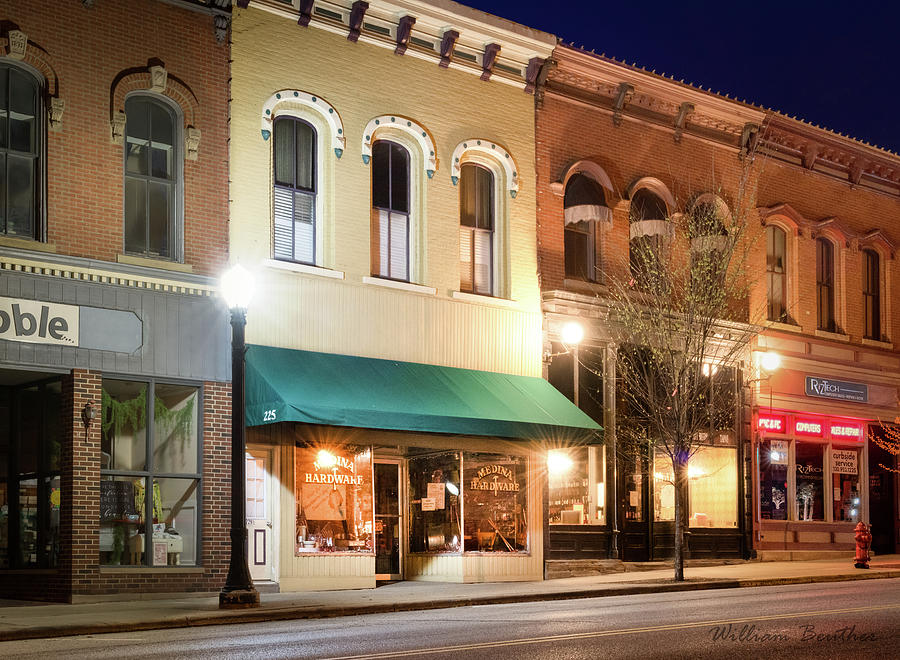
[0,0,229,276]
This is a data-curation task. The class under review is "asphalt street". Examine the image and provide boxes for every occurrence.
[2,578,898,659]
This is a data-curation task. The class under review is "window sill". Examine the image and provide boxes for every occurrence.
[0,235,57,253]
[861,337,893,350]
[814,329,850,342]
[766,321,803,334]
[451,290,517,308]
[100,566,204,574]
[117,253,193,273]
[563,278,607,295]
[264,258,344,280]
[362,276,436,296]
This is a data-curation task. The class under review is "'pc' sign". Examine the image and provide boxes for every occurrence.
[0,296,79,346]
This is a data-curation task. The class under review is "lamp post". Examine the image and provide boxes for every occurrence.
[219,264,260,609]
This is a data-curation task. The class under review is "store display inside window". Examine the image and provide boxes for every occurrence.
[832,446,860,523]
[294,444,373,554]
[759,439,788,520]
[548,446,605,525]
[408,452,461,553]
[795,442,824,521]
[688,444,738,527]
[100,379,199,566]
[652,451,675,522]
[463,453,527,552]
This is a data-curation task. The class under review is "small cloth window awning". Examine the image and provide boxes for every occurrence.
[245,345,602,441]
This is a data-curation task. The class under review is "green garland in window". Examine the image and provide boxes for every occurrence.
[102,387,195,446]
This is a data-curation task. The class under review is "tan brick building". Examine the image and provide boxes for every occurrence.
[0,0,234,601]
[534,43,900,569]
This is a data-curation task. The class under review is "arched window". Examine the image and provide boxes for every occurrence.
[1,63,41,239]
[766,225,787,322]
[371,140,410,281]
[273,116,316,264]
[816,238,835,331]
[124,95,179,259]
[459,163,494,294]
[863,249,880,340]
[564,174,606,281]
[629,188,669,287]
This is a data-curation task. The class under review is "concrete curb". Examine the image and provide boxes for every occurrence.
[2,569,899,642]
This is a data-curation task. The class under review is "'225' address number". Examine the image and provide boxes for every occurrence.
[263,409,277,421]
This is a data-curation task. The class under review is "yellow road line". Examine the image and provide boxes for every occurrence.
[328,603,900,659]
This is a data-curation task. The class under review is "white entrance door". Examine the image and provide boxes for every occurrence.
[246,448,273,581]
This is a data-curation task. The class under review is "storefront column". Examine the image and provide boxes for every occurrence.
[605,345,618,559]
[59,369,102,601]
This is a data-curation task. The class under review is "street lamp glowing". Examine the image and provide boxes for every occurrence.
[547,450,574,475]
[760,351,781,372]
[560,321,584,346]
[221,263,255,310]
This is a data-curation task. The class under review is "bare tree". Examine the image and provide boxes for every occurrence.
[870,423,900,473]
[604,157,762,581]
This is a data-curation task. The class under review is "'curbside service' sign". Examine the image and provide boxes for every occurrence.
[0,296,79,346]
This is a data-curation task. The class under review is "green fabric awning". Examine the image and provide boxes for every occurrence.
[244,344,602,440]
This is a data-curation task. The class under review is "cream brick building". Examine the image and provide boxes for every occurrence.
[227,1,594,591]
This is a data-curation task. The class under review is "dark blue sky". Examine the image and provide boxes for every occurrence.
[465,1,898,154]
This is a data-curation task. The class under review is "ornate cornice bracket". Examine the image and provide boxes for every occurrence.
[480,43,501,81]
[347,1,369,43]
[673,102,694,143]
[297,0,314,27]
[439,29,459,68]
[395,15,416,55]
[612,82,633,127]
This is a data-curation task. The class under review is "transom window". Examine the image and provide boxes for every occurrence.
[0,63,41,239]
[459,163,494,295]
[273,116,316,264]
[816,238,835,332]
[371,140,410,281]
[863,249,880,340]
[766,225,787,322]
[124,96,178,259]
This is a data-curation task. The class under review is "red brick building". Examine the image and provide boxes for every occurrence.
[535,44,900,568]
[0,0,234,601]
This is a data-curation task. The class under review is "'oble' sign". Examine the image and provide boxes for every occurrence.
[0,296,78,346]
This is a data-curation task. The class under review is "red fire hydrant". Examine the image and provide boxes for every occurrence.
[854,522,872,569]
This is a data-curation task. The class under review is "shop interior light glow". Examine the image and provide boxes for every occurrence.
[547,450,574,475]
[316,450,337,468]
[446,482,459,495]
[560,321,584,346]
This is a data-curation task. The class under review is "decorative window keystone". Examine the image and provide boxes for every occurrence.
[7,30,27,60]
[149,65,167,93]
[185,127,201,160]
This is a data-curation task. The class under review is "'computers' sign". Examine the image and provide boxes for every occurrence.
[0,296,79,346]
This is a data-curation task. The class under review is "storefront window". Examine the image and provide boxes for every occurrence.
[689,446,738,527]
[0,380,61,569]
[463,453,527,552]
[759,439,788,520]
[408,452,461,553]
[832,446,860,523]
[652,451,675,522]
[294,444,373,554]
[795,442,824,521]
[548,446,605,525]
[100,379,201,566]
[623,449,643,522]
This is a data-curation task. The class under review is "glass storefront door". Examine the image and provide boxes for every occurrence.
[374,461,401,579]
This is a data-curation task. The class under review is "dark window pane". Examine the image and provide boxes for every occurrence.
[0,67,8,150]
[6,154,33,236]
[148,181,171,257]
[150,143,172,180]
[564,173,605,208]
[125,97,150,141]
[150,101,173,147]
[273,118,295,187]
[565,227,589,279]
[295,121,315,191]
[372,141,390,209]
[9,68,36,153]
[630,189,667,222]
[0,153,6,229]
[125,138,148,175]
[475,166,492,230]
[390,143,409,213]
[124,178,148,253]
[460,164,476,227]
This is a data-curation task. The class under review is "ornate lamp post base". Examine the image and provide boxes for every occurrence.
[219,588,260,608]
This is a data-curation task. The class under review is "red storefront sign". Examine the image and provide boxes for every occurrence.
[794,419,824,436]
[757,415,786,433]
[830,423,863,440]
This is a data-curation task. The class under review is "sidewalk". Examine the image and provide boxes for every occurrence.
[1,555,898,642]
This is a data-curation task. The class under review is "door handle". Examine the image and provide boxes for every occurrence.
[266,521,273,528]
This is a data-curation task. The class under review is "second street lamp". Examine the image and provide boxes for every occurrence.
[219,264,260,609]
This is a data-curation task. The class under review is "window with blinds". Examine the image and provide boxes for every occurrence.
[766,225,786,321]
[459,163,494,295]
[371,141,410,281]
[273,117,316,264]
[816,238,835,332]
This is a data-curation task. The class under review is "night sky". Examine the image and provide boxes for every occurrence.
[464,1,899,154]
